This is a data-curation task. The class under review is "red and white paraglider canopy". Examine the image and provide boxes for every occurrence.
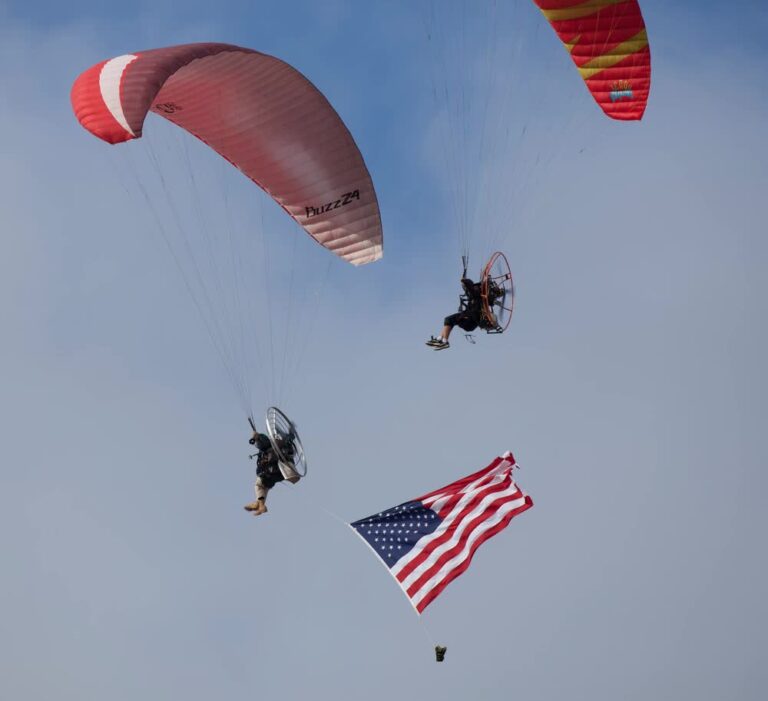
[71,42,383,265]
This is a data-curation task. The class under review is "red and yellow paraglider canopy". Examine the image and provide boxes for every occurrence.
[532,0,651,120]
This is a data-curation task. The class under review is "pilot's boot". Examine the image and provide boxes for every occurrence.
[244,499,268,515]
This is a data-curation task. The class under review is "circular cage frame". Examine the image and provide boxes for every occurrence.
[480,251,514,333]
[265,406,308,477]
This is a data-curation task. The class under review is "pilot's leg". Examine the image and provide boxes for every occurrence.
[442,313,461,340]
[244,476,269,515]
[427,315,457,349]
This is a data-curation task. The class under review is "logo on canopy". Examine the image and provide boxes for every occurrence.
[305,189,360,219]
[609,80,634,103]
[155,102,183,114]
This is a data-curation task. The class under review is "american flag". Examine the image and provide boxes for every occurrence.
[350,452,533,613]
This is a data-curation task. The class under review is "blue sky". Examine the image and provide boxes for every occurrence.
[1,1,767,699]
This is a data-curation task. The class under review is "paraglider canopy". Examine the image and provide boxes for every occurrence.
[71,42,383,265]
[532,0,651,120]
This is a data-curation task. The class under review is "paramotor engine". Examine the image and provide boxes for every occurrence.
[480,251,514,334]
[266,406,307,479]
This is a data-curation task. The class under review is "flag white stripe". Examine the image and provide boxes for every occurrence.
[409,493,529,608]
[423,457,510,506]
[390,472,510,577]
[398,482,521,591]
[425,469,501,514]
[421,456,513,510]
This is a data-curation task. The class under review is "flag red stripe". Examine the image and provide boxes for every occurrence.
[431,468,510,520]
[394,476,513,580]
[394,476,514,582]
[414,496,534,613]
[416,454,510,503]
[404,488,523,598]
